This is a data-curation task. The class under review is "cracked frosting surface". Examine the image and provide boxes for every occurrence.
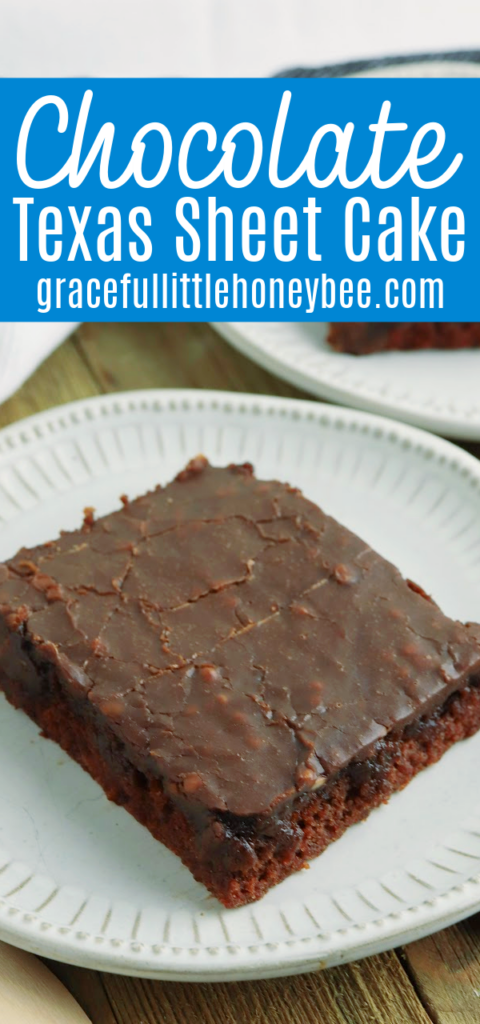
[1,456,480,817]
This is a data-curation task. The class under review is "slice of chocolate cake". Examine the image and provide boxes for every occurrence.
[1,457,479,907]
[328,323,480,354]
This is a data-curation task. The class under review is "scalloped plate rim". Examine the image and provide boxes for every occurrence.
[0,388,480,979]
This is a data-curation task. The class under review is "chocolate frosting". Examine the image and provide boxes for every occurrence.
[1,457,480,817]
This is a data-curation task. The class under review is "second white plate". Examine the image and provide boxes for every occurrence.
[0,390,480,980]
[214,53,480,441]
[215,321,480,440]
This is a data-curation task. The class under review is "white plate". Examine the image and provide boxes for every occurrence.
[1,389,480,981]
[214,55,480,442]
[214,322,480,441]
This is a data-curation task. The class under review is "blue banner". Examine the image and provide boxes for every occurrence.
[0,78,477,320]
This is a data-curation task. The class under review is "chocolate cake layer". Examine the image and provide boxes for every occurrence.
[1,457,479,907]
[328,322,480,354]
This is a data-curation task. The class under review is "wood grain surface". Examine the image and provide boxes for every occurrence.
[2,322,479,1024]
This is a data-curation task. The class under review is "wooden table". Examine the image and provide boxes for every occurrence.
[2,322,480,1024]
